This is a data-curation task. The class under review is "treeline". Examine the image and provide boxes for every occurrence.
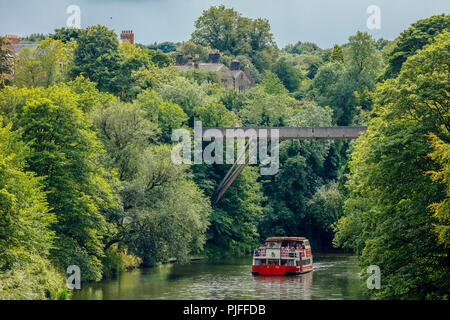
[0,5,448,300]
[334,14,450,299]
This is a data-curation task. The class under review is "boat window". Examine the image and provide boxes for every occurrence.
[302,259,311,265]
[268,259,278,265]
[296,260,299,266]
[254,259,266,265]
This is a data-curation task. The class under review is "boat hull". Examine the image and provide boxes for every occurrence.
[252,264,313,276]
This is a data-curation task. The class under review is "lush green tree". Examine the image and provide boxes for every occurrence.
[0,118,67,299]
[283,41,322,55]
[19,33,47,43]
[194,101,238,127]
[191,5,276,71]
[271,58,302,92]
[13,86,116,281]
[92,98,157,180]
[191,5,242,55]
[313,32,382,125]
[193,163,263,257]
[239,86,301,126]
[145,41,180,53]
[148,49,173,68]
[334,32,449,299]
[330,44,345,63]
[66,76,114,113]
[50,27,81,43]
[346,31,383,85]
[119,145,211,265]
[312,62,349,123]
[306,61,321,80]
[135,89,189,143]
[116,41,153,101]
[156,76,209,119]
[70,25,121,94]
[384,14,449,79]
[219,89,247,112]
[307,181,343,248]
[14,38,74,88]
[260,71,288,95]
[427,133,450,248]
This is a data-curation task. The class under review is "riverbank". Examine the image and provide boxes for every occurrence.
[168,256,206,263]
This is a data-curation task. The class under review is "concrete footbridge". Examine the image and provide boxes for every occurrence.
[203,126,367,140]
[206,126,368,203]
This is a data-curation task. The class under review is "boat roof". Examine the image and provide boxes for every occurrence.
[266,237,306,241]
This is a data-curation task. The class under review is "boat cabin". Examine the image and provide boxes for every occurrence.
[252,237,313,276]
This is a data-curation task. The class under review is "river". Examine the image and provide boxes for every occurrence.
[71,254,366,300]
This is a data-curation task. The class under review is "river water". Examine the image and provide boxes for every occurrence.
[72,254,366,300]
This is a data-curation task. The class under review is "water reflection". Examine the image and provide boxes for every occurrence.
[253,273,313,300]
[72,255,365,300]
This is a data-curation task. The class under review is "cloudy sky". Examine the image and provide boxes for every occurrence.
[1,0,449,48]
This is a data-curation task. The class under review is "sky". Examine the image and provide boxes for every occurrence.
[1,0,449,49]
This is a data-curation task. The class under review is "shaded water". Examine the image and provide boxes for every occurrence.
[72,254,366,300]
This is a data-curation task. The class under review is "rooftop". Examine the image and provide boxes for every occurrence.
[266,237,306,241]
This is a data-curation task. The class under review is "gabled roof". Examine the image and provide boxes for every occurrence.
[176,63,225,72]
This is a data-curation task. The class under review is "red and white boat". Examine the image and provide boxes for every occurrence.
[252,237,313,276]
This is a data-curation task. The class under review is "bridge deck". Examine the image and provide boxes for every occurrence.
[203,126,367,139]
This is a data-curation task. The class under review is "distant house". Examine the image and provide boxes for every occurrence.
[1,35,38,77]
[3,35,38,58]
[175,52,253,92]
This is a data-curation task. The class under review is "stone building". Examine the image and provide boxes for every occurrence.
[175,52,253,91]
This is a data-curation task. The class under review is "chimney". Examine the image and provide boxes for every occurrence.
[120,30,134,44]
[194,55,200,69]
[230,59,240,71]
[5,35,19,45]
[209,52,220,64]
[176,53,183,66]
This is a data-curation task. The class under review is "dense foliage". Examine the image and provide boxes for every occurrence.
[0,7,448,300]
[334,31,449,299]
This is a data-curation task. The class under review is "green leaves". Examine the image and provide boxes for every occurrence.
[334,31,450,299]
[191,5,276,72]
[384,14,450,79]
[0,118,66,299]
[13,86,115,281]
